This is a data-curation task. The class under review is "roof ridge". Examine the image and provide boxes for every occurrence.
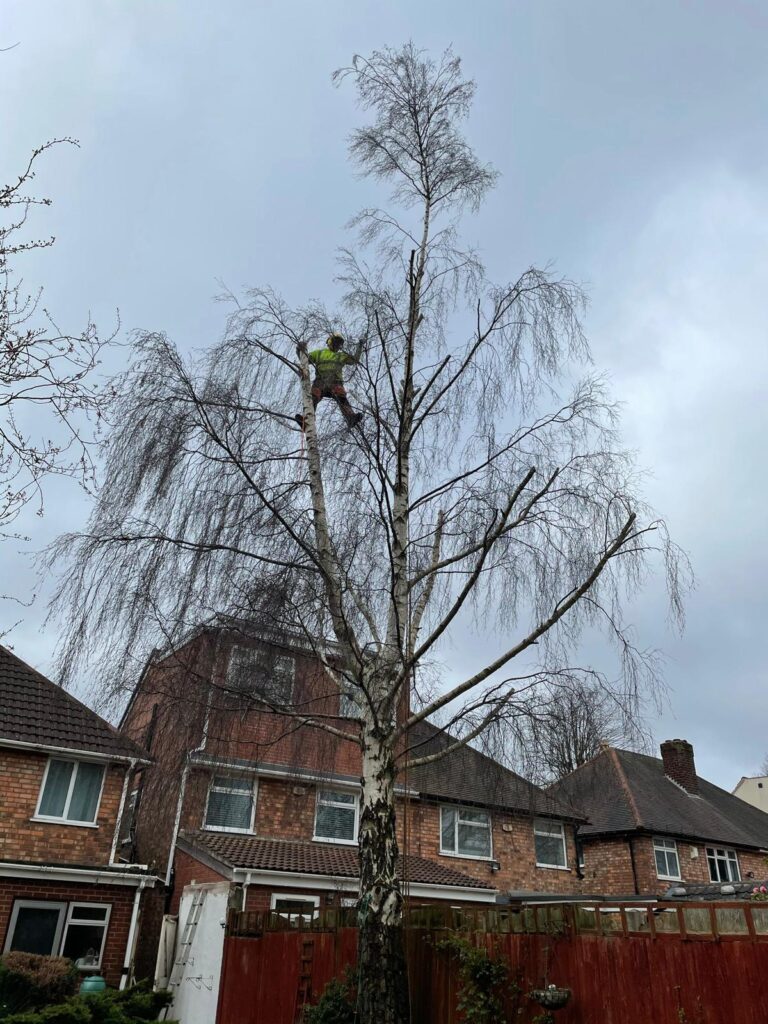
[608,746,643,828]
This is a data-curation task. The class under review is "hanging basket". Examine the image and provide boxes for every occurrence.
[530,986,572,1010]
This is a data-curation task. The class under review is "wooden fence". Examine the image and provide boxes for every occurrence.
[216,902,768,1023]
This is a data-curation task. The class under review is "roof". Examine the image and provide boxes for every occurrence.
[179,831,496,891]
[405,720,581,821]
[550,746,768,849]
[664,881,768,902]
[0,645,148,762]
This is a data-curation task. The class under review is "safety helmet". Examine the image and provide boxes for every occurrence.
[327,333,345,350]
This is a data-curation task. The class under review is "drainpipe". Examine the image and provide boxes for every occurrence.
[628,836,640,895]
[119,878,148,990]
[111,759,136,865]
[165,763,189,888]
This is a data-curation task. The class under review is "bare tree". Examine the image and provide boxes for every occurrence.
[48,45,686,1024]
[1,138,110,549]
[512,678,648,783]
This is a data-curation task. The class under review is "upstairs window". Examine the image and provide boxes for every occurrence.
[440,806,492,859]
[36,760,105,825]
[314,789,359,844]
[227,645,295,706]
[653,837,681,880]
[706,847,740,883]
[204,775,256,833]
[534,819,568,869]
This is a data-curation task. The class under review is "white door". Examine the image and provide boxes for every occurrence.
[168,882,231,1024]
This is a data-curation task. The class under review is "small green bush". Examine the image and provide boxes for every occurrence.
[302,972,356,1024]
[1,984,175,1024]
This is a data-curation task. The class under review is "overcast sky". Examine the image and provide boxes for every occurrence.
[3,0,767,789]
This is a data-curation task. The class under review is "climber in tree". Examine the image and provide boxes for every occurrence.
[295,333,364,429]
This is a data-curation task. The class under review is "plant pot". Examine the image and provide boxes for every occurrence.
[530,986,571,1010]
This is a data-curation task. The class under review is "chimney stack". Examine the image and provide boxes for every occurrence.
[660,739,699,794]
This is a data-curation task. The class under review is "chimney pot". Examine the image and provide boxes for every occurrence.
[660,738,699,794]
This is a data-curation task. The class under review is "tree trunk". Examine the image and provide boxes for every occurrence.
[357,723,410,1024]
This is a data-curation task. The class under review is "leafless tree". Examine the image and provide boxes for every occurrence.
[1,138,110,551]
[509,676,650,783]
[48,46,687,1024]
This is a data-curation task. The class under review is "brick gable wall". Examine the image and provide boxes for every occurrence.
[0,747,126,865]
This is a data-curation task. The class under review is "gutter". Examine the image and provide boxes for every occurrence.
[0,862,158,887]
[0,737,149,766]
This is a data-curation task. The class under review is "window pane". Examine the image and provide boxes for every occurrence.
[206,790,253,830]
[227,647,294,704]
[460,809,490,826]
[9,907,62,955]
[315,802,356,841]
[70,905,109,922]
[68,763,104,822]
[319,790,355,805]
[536,833,566,867]
[441,808,456,852]
[61,923,106,964]
[213,775,253,792]
[38,761,73,817]
[458,823,491,857]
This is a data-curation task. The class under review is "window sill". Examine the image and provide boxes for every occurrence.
[202,825,255,835]
[535,863,571,871]
[656,875,682,882]
[312,836,358,846]
[30,817,98,829]
[439,850,494,863]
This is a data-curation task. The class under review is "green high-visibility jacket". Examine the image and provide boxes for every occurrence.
[308,347,357,385]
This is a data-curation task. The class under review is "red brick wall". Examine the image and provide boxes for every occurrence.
[179,769,580,897]
[169,848,228,914]
[0,748,126,865]
[0,878,144,988]
[581,834,768,897]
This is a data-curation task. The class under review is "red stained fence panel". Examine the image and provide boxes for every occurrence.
[216,903,768,1024]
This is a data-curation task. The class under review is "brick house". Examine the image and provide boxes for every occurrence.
[120,626,583,924]
[0,645,157,987]
[551,738,768,898]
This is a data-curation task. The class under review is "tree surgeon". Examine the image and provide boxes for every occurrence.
[294,333,363,429]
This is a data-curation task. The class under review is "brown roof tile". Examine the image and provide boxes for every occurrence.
[0,645,148,761]
[180,831,496,890]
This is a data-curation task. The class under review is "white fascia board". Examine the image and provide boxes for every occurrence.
[0,862,159,887]
[0,737,149,766]
[231,867,497,903]
[189,755,418,797]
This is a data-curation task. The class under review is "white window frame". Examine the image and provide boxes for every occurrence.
[338,687,360,719]
[533,818,569,870]
[203,774,258,834]
[33,758,106,827]
[270,893,320,926]
[226,646,295,705]
[313,788,360,845]
[61,902,111,969]
[706,846,741,883]
[3,900,67,955]
[439,805,493,861]
[653,837,682,881]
